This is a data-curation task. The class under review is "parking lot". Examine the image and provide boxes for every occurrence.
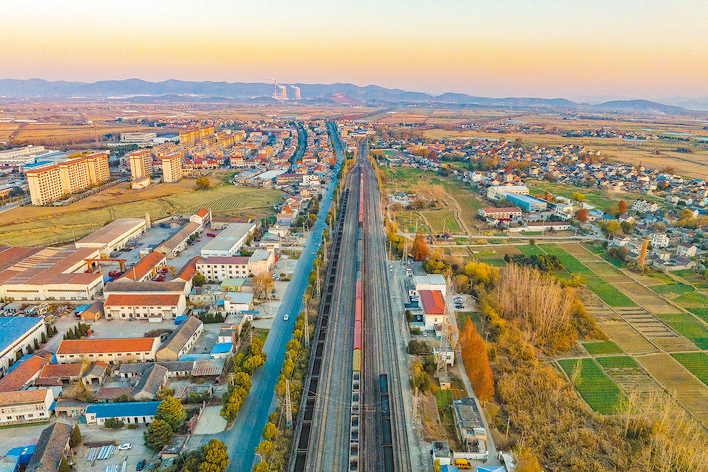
[74,424,156,472]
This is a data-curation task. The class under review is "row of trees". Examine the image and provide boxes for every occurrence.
[144,395,186,451]
[63,322,91,340]
[221,336,267,421]
[179,439,229,472]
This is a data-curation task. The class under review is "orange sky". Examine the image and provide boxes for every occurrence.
[1,1,707,100]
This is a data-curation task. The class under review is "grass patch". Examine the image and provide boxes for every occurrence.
[671,352,708,387]
[435,389,454,408]
[477,257,507,267]
[585,276,637,307]
[655,312,708,350]
[422,210,460,233]
[597,356,639,370]
[558,358,627,415]
[582,341,623,355]
[456,311,482,332]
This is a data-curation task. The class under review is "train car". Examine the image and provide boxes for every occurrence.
[352,349,361,372]
[353,320,362,351]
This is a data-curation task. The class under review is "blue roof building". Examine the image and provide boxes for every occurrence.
[504,193,547,212]
[85,401,160,425]
[0,317,46,372]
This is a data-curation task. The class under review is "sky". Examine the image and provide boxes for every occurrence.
[1,0,707,100]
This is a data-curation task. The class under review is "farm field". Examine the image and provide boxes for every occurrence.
[421,210,460,233]
[637,353,708,425]
[0,181,282,246]
[515,244,546,256]
[671,353,708,387]
[687,307,708,324]
[557,358,626,415]
[595,355,663,398]
[539,244,593,275]
[582,340,623,355]
[654,312,708,350]
[596,356,638,369]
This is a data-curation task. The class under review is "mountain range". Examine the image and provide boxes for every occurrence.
[0,78,702,116]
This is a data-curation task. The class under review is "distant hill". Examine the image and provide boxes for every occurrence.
[0,78,699,115]
[593,99,697,116]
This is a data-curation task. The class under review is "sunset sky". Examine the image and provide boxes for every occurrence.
[2,0,707,100]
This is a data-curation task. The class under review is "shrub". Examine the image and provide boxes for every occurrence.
[104,418,124,429]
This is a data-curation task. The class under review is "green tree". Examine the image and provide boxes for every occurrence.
[58,456,71,472]
[70,424,82,448]
[198,439,229,472]
[155,396,185,431]
[144,419,174,452]
[192,273,206,287]
[41,332,47,344]
[262,422,277,441]
[255,440,273,459]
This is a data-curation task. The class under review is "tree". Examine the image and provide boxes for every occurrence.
[196,177,211,191]
[198,439,229,472]
[576,208,588,223]
[41,332,47,344]
[262,422,277,441]
[618,200,627,215]
[104,418,124,429]
[252,462,269,472]
[411,232,430,261]
[572,192,585,202]
[144,419,174,451]
[70,424,82,448]
[155,396,185,431]
[192,273,206,288]
[58,457,71,472]
[252,273,274,300]
[620,221,633,234]
[459,321,494,402]
[255,440,273,459]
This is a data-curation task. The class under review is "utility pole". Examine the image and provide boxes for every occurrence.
[303,310,309,347]
[285,378,293,428]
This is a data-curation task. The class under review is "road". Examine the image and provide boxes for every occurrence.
[190,123,345,471]
[303,146,361,470]
[360,140,415,472]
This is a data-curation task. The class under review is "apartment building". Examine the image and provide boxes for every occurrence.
[0,389,54,426]
[27,152,109,205]
[197,257,250,282]
[161,153,183,183]
[129,149,153,180]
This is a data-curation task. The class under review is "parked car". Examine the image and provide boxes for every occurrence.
[117,443,132,451]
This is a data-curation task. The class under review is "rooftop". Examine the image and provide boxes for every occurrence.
[158,316,203,355]
[0,353,51,393]
[75,218,145,249]
[201,223,255,255]
[123,251,166,281]
[86,401,160,418]
[104,293,182,308]
[26,422,72,472]
[57,337,158,355]
[420,290,446,315]
[0,317,45,354]
[0,388,51,406]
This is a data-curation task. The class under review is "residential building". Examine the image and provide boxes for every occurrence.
[197,257,250,282]
[103,293,186,321]
[248,249,276,276]
[25,422,72,472]
[201,223,255,257]
[224,292,254,313]
[651,232,670,249]
[56,337,160,364]
[190,208,212,229]
[677,243,697,258]
[161,153,183,183]
[26,153,109,205]
[0,318,48,373]
[0,389,54,426]
[419,290,446,331]
[85,401,160,425]
[155,316,204,362]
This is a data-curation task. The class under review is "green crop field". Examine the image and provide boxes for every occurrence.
[687,307,708,324]
[582,243,624,268]
[655,313,708,350]
[423,210,460,233]
[597,356,639,370]
[583,341,623,355]
[477,257,507,267]
[651,283,695,295]
[675,291,708,306]
[516,244,547,256]
[540,244,593,275]
[585,276,638,307]
[671,353,708,386]
[558,358,627,414]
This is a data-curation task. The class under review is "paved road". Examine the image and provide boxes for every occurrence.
[191,123,345,471]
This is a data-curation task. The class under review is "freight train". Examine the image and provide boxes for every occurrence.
[349,169,365,471]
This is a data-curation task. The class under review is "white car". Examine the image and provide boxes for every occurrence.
[117,443,132,451]
[283,314,289,321]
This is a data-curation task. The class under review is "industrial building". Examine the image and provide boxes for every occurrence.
[452,397,489,461]
[25,423,72,472]
[504,193,548,212]
[103,280,188,320]
[26,152,109,205]
[155,222,201,258]
[155,316,204,362]
[123,251,167,282]
[0,389,54,426]
[0,317,48,373]
[75,217,147,255]
[161,153,183,183]
[486,185,529,201]
[248,249,276,276]
[85,401,160,425]
[120,132,157,146]
[478,207,522,221]
[56,337,160,364]
[200,223,255,257]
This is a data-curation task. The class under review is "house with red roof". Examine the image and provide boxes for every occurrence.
[419,289,447,331]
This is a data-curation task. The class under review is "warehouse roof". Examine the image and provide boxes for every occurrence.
[123,251,166,281]
[201,223,254,255]
[104,293,182,308]
[0,388,51,407]
[104,280,187,293]
[199,256,250,265]
[75,218,145,248]
[57,337,158,355]
[86,401,160,418]
[0,317,44,354]
[0,353,51,393]
[158,316,202,355]
[25,422,71,472]
[156,222,200,254]
[133,364,167,398]
[40,363,83,380]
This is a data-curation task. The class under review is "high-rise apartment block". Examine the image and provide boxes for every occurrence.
[161,153,183,183]
[179,126,215,146]
[27,152,109,205]
[129,149,153,180]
